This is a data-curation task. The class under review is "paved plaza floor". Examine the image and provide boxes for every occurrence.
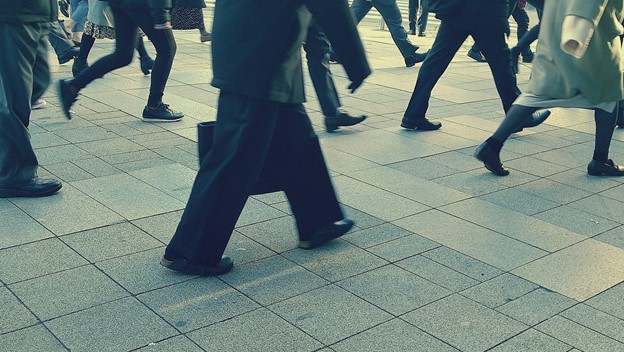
[1,15,624,352]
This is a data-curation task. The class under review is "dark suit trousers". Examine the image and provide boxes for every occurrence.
[0,22,49,185]
[167,91,344,265]
[404,21,520,121]
[304,21,341,117]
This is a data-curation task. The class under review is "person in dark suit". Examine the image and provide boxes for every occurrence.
[408,0,429,36]
[304,20,367,132]
[401,0,550,131]
[161,0,372,276]
[0,0,63,198]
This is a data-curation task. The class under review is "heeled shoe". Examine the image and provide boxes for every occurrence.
[474,141,509,176]
[139,56,154,75]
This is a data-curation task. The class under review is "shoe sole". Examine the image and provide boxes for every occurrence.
[298,222,354,250]
[0,183,62,198]
[142,116,183,122]
[160,256,233,276]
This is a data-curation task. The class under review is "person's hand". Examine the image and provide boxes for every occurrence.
[154,21,172,30]
[348,79,364,93]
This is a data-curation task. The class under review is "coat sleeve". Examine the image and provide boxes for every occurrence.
[304,0,372,85]
[566,0,609,27]
[147,0,173,24]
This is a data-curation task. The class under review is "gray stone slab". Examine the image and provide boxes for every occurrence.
[534,206,619,238]
[137,278,260,333]
[0,199,54,249]
[34,144,94,166]
[433,171,510,197]
[594,226,624,250]
[42,162,94,182]
[188,308,323,352]
[402,294,527,352]
[322,146,380,175]
[341,204,386,229]
[129,164,196,202]
[348,166,471,208]
[367,233,440,262]
[516,178,593,204]
[30,132,70,149]
[235,197,288,227]
[496,288,577,326]
[0,238,88,284]
[561,304,624,343]
[10,265,128,320]
[71,173,185,220]
[222,231,276,266]
[45,297,177,352]
[95,248,191,295]
[337,265,450,315]
[221,255,328,306]
[535,315,624,352]
[136,335,203,352]
[488,329,572,352]
[548,169,622,193]
[512,239,624,301]
[62,222,163,262]
[332,176,430,221]
[53,126,118,144]
[503,156,571,177]
[269,284,393,345]
[236,216,298,253]
[394,209,547,271]
[282,241,388,282]
[425,150,489,172]
[0,287,38,334]
[460,273,538,309]
[71,158,122,177]
[9,185,125,235]
[421,246,504,282]
[130,210,183,244]
[0,324,67,352]
[441,198,585,252]
[479,188,560,216]
[332,318,459,352]
[586,282,624,320]
[341,223,412,249]
[389,157,460,180]
[397,255,480,292]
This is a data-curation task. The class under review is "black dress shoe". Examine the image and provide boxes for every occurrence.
[299,219,354,249]
[587,159,624,176]
[513,110,551,133]
[142,103,184,122]
[467,49,486,62]
[56,79,77,120]
[401,117,442,130]
[418,32,426,37]
[0,177,62,198]
[325,112,367,132]
[58,46,80,65]
[405,51,428,67]
[160,255,234,276]
[408,28,416,35]
[474,141,509,176]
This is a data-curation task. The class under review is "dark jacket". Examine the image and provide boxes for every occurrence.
[0,0,57,23]
[211,0,371,104]
[445,0,512,34]
[107,0,173,23]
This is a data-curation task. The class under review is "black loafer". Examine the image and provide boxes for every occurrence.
[587,159,624,176]
[513,110,551,133]
[324,112,367,132]
[160,255,233,276]
[298,219,354,250]
[142,103,184,122]
[405,51,428,67]
[0,177,62,198]
[474,141,509,176]
[401,117,442,130]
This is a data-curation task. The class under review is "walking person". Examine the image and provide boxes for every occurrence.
[0,0,62,198]
[304,20,367,132]
[408,0,429,36]
[171,0,211,42]
[161,0,371,276]
[57,0,183,122]
[475,0,624,177]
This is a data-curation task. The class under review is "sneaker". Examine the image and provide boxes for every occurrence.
[56,79,77,120]
[142,103,184,122]
[31,99,47,110]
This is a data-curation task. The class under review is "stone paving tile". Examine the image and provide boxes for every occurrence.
[547,168,622,193]
[397,255,480,292]
[586,282,624,320]
[30,132,70,149]
[71,173,185,220]
[337,265,451,315]
[402,294,528,352]
[0,238,88,284]
[268,284,393,345]
[512,239,624,301]
[0,324,67,352]
[441,198,585,252]
[535,315,624,352]
[42,162,94,183]
[331,319,459,351]
[61,222,163,262]
[34,144,94,166]
[10,265,128,321]
[341,222,411,249]
[366,233,440,262]
[422,246,504,283]
[487,329,572,352]
[129,164,196,202]
[236,216,299,253]
[66,159,120,179]
[561,304,624,343]
[282,241,388,283]
[45,297,177,352]
[395,209,547,271]
[53,126,118,144]
[460,273,538,309]
[135,335,202,351]
[479,188,560,216]
[222,231,277,266]
[0,199,54,249]
[130,210,183,244]
[234,197,288,227]
[433,171,510,197]
[496,288,577,326]
[0,287,38,334]
[188,308,323,352]
[594,226,624,250]
[534,205,620,238]
[137,278,260,333]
